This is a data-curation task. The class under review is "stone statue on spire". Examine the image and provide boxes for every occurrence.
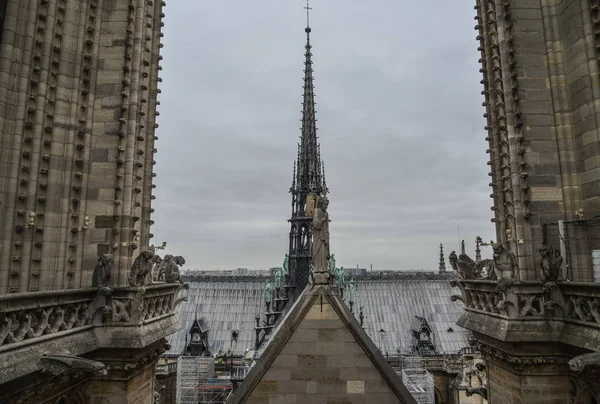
[310,195,330,285]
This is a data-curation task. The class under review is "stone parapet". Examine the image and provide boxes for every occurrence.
[455,279,600,351]
[0,282,186,384]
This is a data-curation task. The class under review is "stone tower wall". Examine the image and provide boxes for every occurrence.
[0,0,164,292]
[476,0,600,280]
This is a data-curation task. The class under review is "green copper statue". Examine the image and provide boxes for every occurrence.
[338,266,346,289]
[329,254,336,275]
[265,280,272,312]
[274,267,283,289]
[283,254,289,276]
[349,277,355,303]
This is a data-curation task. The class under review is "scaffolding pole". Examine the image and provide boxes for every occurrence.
[400,368,435,404]
[176,357,215,404]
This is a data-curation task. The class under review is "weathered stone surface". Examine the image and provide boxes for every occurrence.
[229,285,414,403]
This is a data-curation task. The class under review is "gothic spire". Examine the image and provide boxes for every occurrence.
[439,243,446,272]
[292,11,325,195]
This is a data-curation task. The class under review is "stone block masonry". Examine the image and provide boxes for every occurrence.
[229,285,415,404]
[0,0,165,293]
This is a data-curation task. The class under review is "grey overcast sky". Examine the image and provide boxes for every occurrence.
[152,0,496,271]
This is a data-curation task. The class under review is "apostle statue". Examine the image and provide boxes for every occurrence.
[338,266,346,298]
[283,254,289,276]
[274,267,283,295]
[311,196,330,284]
[265,280,272,312]
[329,254,336,275]
[348,277,356,312]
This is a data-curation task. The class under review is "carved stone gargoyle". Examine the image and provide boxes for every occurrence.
[569,352,600,373]
[465,387,488,400]
[492,243,518,291]
[129,249,155,287]
[40,355,107,376]
[539,244,564,287]
[92,254,113,288]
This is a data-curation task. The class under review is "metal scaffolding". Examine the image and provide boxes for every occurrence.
[401,368,435,404]
[176,357,215,404]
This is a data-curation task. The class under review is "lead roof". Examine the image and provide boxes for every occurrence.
[166,271,469,357]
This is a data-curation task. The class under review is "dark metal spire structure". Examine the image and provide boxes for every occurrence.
[287,3,327,294]
[439,243,446,273]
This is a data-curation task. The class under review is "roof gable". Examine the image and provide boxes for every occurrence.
[227,285,416,403]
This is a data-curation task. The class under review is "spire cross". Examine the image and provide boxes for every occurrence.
[304,0,312,28]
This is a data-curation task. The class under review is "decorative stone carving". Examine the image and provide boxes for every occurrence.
[455,253,479,279]
[450,250,493,280]
[163,255,185,283]
[471,340,561,373]
[465,387,488,400]
[90,287,113,324]
[518,294,543,316]
[569,352,600,372]
[128,249,155,287]
[539,244,563,283]
[0,303,91,347]
[92,254,113,287]
[151,254,163,282]
[3,371,90,404]
[40,355,107,376]
[172,283,190,311]
[112,299,132,322]
[310,196,330,285]
[491,242,518,290]
[449,251,458,271]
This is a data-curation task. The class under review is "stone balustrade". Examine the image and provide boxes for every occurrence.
[454,279,600,351]
[0,282,187,384]
[0,288,96,350]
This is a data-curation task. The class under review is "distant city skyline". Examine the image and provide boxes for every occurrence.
[152,0,496,271]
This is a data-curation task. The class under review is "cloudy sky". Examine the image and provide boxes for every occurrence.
[152,0,496,271]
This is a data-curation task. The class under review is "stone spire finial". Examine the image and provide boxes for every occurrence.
[439,243,446,272]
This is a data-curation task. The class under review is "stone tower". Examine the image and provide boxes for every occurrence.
[475,0,599,280]
[288,22,327,293]
[455,1,600,403]
[0,3,182,403]
[0,0,163,293]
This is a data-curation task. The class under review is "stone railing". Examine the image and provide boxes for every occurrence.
[455,279,600,324]
[0,282,187,384]
[455,278,600,353]
[0,282,187,354]
[0,288,96,350]
[103,283,186,325]
[455,279,547,318]
[399,354,464,374]
[557,282,600,326]
[156,360,177,375]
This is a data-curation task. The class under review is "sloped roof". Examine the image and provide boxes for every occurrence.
[227,285,417,404]
[349,271,469,355]
[167,271,469,357]
[166,275,267,356]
